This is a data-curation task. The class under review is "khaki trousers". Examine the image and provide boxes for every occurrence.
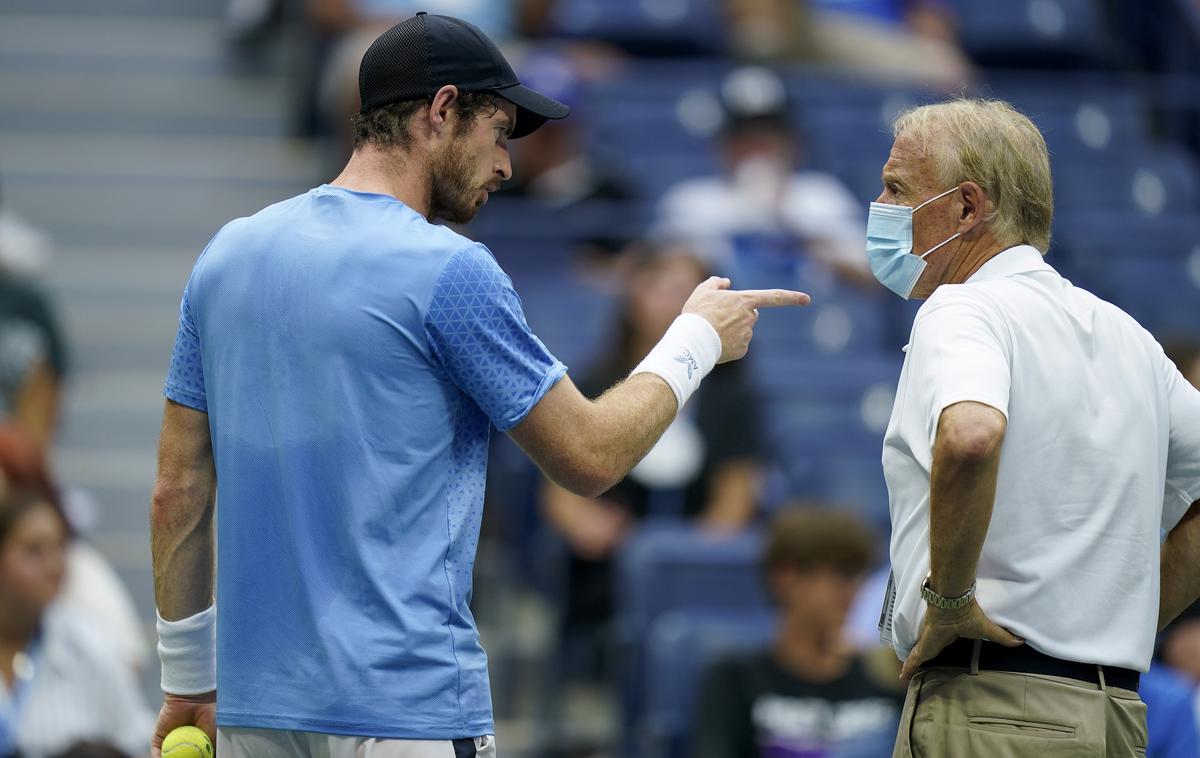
[216,727,496,758]
[893,664,1148,757]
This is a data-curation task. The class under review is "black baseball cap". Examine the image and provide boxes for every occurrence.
[358,12,569,139]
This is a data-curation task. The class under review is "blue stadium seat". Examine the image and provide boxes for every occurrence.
[949,0,1115,68]
[1053,144,1200,216]
[615,523,768,637]
[749,350,902,407]
[643,610,777,758]
[546,0,724,56]
[472,197,652,245]
[614,523,769,757]
[506,270,617,371]
[1053,212,1200,338]
[750,352,902,524]
[750,279,891,355]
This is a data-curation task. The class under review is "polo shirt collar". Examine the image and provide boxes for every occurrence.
[966,244,1054,283]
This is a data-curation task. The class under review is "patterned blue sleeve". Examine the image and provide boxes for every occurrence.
[164,288,208,412]
[425,245,566,431]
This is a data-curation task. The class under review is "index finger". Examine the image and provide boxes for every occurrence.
[738,289,812,308]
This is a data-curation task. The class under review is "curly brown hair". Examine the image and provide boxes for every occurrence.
[352,91,503,151]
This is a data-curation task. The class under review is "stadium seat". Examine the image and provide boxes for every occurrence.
[546,0,724,56]
[750,352,902,524]
[1053,144,1200,216]
[615,523,768,636]
[949,0,1116,68]
[1053,212,1200,338]
[614,523,769,757]
[750,277,890,355]
[642,610,777,758]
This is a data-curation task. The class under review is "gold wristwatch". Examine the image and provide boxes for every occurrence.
[920,573,976,610]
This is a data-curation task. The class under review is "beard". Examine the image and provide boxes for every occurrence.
[428,138,484,224]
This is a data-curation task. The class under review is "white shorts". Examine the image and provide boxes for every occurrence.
[216,727,497,758]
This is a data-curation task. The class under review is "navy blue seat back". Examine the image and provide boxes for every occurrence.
[643,610,777,758]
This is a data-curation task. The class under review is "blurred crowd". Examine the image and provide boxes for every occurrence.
[3,0,1200,756]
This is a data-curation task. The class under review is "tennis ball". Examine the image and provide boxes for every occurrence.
[162,726,214,758]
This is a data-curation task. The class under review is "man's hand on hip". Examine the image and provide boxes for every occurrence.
[899,599,1023,683]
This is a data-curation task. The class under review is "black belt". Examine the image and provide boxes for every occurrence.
[922,637,1141,691]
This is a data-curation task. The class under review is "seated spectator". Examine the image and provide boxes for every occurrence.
[0,175,52,276]
[0,478,153,757]
[504,53,634,210]
[692,507,901,758]
[0,270,66,453]
[724,0,973,91]
[540,248,763,673]
[654,66,874,290]
[0,281,149,674]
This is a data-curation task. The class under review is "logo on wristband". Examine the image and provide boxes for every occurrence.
[674,349,699,380]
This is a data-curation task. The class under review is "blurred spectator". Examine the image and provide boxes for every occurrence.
[504,53,634,210]
[654,66,874,290]
[540,248,763,673]
[1140,663,1200,758]
[691,507,901,758]
[501,52,640,279]
[724,0,973,91]
[0,176,52,276]
[0,271,66,454]
[0,482,153,758]
[0,278,149,674]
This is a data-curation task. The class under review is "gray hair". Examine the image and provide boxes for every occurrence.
[894,99,1054,253]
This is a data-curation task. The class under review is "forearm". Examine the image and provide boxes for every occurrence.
[1160,499,1200,630]
[547,374,677,496]
[927,403,1006,597]
[150,401,218,620]
[151,479,216,620]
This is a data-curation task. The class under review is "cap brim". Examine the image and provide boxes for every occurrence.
[493,83,570,139]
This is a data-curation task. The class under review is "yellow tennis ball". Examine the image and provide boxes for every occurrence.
[162,726,214,758]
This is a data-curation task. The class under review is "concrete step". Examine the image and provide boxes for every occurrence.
[0,15,225,69]
[0,133,320,184]
[2,175,311,245]
[0,69,289,134]
[1,0,217,19]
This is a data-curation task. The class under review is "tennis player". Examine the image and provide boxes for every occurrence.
[148,13,809,758]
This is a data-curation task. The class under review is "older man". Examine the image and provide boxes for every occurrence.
[870,98,1200,756]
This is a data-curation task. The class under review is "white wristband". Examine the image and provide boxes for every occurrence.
[157,605,216,695]
[631,313,722,410]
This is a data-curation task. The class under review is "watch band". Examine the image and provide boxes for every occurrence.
[921,574,976,610]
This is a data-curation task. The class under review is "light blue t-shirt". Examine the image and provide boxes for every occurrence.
[163,185,565,738]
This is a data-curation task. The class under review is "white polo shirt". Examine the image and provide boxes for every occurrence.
[883,244,1200,671]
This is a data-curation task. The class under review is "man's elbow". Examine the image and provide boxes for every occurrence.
[939,411,1006,463]
[550,452,623,499]
[149,477,211,527]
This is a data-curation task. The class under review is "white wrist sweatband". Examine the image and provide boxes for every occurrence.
[157,605,216,695]
[631,313,722,410]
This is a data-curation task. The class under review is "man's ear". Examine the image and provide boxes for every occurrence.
[427,85,460,138]
[958,181,988,234]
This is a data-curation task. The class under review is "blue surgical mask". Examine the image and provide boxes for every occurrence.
[866,186,962,299]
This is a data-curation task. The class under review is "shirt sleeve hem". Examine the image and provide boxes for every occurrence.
[164,383,208,413]
[931,392,1010,424]
[494,361,567,432]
